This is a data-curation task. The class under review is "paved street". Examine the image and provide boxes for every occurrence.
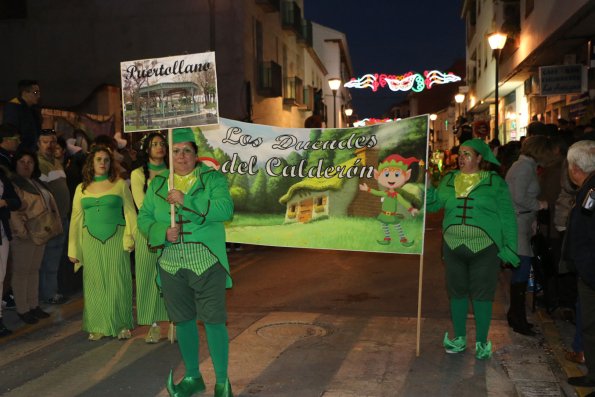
[0,213,585,396]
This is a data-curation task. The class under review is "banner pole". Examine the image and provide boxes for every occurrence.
[416,253,424,357]
[168,128,175,228]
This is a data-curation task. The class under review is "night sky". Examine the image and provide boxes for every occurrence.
[303,0,466,119]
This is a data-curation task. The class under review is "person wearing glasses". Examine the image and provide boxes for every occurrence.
[2,80,42,152]
[68,146,136,341]
[130,132,170,343]
[138,128,234,397]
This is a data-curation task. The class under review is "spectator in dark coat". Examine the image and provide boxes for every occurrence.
[565,140,595,393]
[2,80,42,152]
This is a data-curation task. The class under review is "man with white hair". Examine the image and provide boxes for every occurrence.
[566,139,595,394]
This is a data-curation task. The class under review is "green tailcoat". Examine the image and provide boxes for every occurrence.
[426,170,519,266]
[138,163,234,288]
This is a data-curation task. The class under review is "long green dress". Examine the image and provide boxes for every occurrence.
[130,166,169,325]
[68,179,136,337]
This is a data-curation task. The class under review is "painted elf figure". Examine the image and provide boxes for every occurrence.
[359,154,420,246]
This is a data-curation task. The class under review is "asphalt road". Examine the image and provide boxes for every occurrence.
[0,213,569,396]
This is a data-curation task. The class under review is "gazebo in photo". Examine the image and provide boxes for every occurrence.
[129,81,202,129]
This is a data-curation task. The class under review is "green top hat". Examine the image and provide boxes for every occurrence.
[172,127,196,144]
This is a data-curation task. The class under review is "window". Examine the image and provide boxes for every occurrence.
[525,0,534,18]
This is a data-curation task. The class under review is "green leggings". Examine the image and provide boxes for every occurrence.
[176,320,229,383]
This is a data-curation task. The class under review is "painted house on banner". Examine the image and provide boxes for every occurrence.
[279,148,380,223]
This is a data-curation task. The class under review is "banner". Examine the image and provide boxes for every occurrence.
[195,115,429,254]
[120,52,219,132]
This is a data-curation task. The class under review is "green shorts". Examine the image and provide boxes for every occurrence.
[442,242,500,301]
[159,263,227,324]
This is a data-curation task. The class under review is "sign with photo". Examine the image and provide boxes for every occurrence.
[120,52,218,133]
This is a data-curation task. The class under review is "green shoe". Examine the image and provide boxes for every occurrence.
[214,379,233,397]
[166,369,206,397]
[400,237,414,247]
[377,237,391,245]
[475,341,492,360]
[443,332,466,353]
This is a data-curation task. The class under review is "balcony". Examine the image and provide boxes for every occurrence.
[255,0,280,12]
[257,61,282,98]
[281,1,302,35]
[283,76,304,106]
[297,19,313,47]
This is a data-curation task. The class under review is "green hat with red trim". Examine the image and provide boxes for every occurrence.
[377,154,420,172]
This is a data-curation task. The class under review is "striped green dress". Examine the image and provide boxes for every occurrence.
[68,179,136,337]
[131,167,169,324]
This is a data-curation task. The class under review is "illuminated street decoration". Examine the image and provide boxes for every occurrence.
[345,70,461,92]
[352,118,398,127]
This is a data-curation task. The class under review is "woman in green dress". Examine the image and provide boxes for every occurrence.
[130,132,170,343]
[68,145,137,341]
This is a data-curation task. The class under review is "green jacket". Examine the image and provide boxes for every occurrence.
[426,170,519,266]
[138,163,234,288]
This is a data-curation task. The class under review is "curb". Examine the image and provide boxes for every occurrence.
[0,294,83,345]
[538,307,592,397]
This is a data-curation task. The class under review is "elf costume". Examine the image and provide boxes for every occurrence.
[138,128,234,397]
[366,154,420,246]
[426,139,519,360]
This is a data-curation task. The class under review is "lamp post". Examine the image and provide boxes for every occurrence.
[454,93,465,120]
[429,113,437,149]
[344,107,353,127]
[488,32,507,140]
[328,78,342,128]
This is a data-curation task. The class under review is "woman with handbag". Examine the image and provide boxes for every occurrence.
[130,131,170,343]
[9,151,61,324]
[68,145,137,341]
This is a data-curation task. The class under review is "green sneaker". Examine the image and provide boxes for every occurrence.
[443,332,466,353]
[475,341,492,360]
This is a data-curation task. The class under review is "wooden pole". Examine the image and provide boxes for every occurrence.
[168,128,175,227]
[416,253,424,357]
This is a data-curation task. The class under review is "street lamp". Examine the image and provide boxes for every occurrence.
[454,93,465,120]
[429,113,437,150]
[344,107,353,127]
[328,78,342,128]
[488,32,507,140]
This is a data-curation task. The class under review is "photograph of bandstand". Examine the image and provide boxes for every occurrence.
[121,52,219,132]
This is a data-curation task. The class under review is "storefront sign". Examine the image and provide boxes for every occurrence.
[539,64,587,96]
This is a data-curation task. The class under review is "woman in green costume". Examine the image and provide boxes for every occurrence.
[138,128,234,397]
[68,146,137,341]
[426,138,519,360]
[131,132,170,343]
